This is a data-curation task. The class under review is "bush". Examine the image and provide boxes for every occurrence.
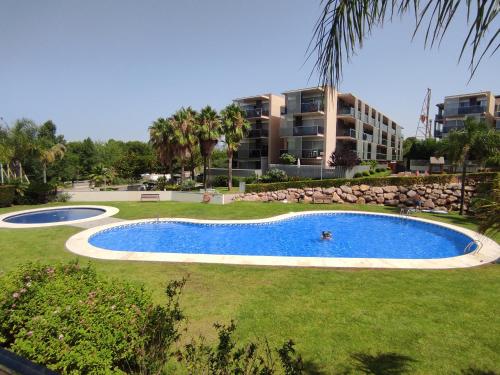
[16,182,57,204]
[53,192,72,202]
[244,172,498,194]
[362,170,370,176]
[353,172,363,178]
[279,153,297,165]
[375,168,381,173]
[369,169,375,175]
[0,185,15,207]
[0,262,185,374]
[179,179,197,191]
[244,174,258,184]
[212,175,240,187]
[261,168,288,183]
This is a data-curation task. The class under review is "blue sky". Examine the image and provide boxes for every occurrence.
[0,0,498,141]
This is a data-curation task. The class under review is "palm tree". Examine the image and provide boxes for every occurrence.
[40,143,66,183]
[149,117,176,176]
[172,107,198,183]
[442,117,499,215]
[89,164,115,188]
[195,106,222,190]
[221,104,251,189]
[310,1,499,87]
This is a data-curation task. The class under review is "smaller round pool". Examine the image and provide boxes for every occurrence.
[0,205,119,228]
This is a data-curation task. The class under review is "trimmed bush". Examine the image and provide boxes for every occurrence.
[0,185,15,207]
[16,182,57,204]
[0,262,185,374]
[212,175,240,187]
[261,168,288,183]
[362,170,370,176]
[244,172,498,193]
[369,169,376,175]
[353,172,363,178]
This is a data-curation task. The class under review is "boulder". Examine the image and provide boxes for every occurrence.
[384,199,399,206]
[398,186,409,193]
[407,190,417,198]
[359,184,370,192]
[324,187,336,194]
[356,197,366,204]
[345,194,357,203]
[423,200,435,209]
[372,187,384,194]
[376,196,385,204]
[331,192,342,202]
[383,185,398,193]
[383,192,396,200]
[447,195,458,203]
[352,185,360,191]
[340,185,352,194]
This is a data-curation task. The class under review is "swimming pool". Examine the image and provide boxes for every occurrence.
[66,211,500,269]
[89,213,472,259]
[0,205,119,228]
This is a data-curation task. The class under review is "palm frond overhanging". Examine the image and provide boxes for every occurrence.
[310,0,499,87]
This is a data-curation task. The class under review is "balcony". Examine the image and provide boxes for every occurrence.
[243,107,269,119]
[281,125,324,137]
[280,106,287,115]
[247,128,269,138]
[362,132,373,142]
[376,153,387,160]
[338,107,355,116]
[249,148,268,158]
[301,101,324,113]
[380,124,389,132]
[302,149,324,159]
[337,128,356,138]
[390,141,396,148]
[380,139,388,146]
[444,105,486,116]
[235,147,268,159]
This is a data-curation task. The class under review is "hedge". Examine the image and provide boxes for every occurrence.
[244,172,498,193]
[0,185,15,207]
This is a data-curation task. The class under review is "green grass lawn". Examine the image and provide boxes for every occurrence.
[0,201,499,374]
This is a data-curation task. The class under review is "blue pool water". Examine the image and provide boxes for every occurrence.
[89,213,474,259]
[4,208,105,224]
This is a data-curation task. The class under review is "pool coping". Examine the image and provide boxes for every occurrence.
[0,205,120,228]
[64,211,500,269]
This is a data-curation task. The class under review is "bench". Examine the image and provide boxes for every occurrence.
[312,197,333,204]
[140,193,160,202]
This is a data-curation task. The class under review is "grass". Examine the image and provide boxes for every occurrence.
[0,201,499,374]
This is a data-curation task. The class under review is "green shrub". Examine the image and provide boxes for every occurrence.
[53,192,72,202]
[245,172,498,193]
[179,179,196,191]
[0,262,186,374]
[244,174,258,184]
[353,172,363,178]
[261,168,288,183]
[0,185,15,207]
[279,153,297,165]
[212,175,240,187]
[362,170,370,176]
[369,169,375,175]
[16,182,57,204]
[375,168,381,173]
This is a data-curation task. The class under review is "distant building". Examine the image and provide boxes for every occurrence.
[232,86,404,174]
[434,91,497,138]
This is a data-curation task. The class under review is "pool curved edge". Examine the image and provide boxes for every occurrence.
[0,205,120,228]
[65,211,500,269]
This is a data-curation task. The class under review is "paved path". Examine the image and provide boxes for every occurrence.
[71,217,124,229]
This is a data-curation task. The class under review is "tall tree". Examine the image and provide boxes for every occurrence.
[310,0,499,87]
[149,118,176,176]
[172,107,198,182]
[39,143,66,183]
[221,104,251,189]
[442,117,499,215]
[195,106,222,190]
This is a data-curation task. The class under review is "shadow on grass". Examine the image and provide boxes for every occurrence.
[461,368,499,375]
[301,359,328,374]
[350,352,416,374]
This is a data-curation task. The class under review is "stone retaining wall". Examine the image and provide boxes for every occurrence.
[234,182,478,212]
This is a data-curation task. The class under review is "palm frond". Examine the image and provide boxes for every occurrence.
[310,0,499,87]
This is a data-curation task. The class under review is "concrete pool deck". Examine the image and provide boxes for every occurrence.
[65,211,500,269]
[0,205,120,228]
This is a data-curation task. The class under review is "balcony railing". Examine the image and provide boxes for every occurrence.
[376,153,387,160]
[444,105,486,116]
[363,132,373,142]
[380,124,389,132]
[243,107,269,118]
[247,129,269,138]
[302,149,324,159]
[338,107,355,116]
[281,125,325,136]
[301,101,324,113]
[235,148,268,159]
[337,128,356,138]
[390,141,396,148]
[380,139,388,146]
[280,106,287,115]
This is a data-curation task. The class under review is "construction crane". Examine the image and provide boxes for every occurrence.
[415,88,433,139]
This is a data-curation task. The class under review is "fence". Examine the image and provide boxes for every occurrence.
[268,164,370,179]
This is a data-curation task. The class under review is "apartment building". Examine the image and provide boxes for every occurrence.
[495,95,500,131]
[233,86,404,171]
[232,94,284,170]
[434,91,497,138]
